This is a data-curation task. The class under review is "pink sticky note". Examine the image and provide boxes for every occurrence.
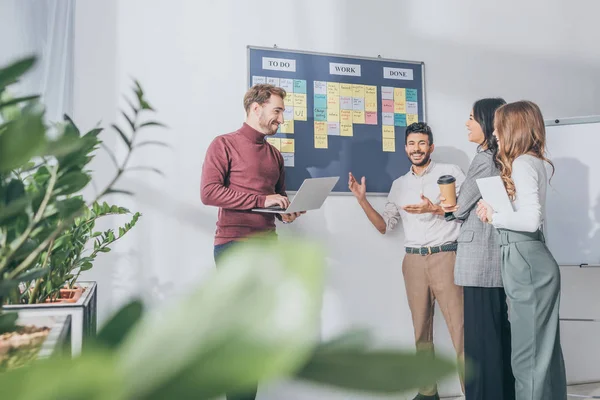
[365,112,378,125]
[382,100,394,113]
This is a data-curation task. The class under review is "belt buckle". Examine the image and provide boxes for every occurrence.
[420,246,432,256]
[428,246,432,255]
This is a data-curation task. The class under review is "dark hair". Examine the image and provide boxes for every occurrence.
[243,84,287,114]
[472,98,506,153]
[405,122,433,145]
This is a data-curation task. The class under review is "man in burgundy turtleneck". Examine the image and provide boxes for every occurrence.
[201,84,302,266]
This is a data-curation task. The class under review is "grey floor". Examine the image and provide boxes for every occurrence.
[446,382,600,399]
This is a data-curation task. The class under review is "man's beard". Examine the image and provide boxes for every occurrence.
[259,115,278,134]
[410,152,431,167]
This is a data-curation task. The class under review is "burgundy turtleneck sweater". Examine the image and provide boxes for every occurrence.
[201,123,286,245]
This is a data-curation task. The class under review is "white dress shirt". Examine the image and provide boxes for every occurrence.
[383,161,466,247]
[492,154,548,233]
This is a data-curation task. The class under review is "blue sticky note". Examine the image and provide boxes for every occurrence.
[394,113,407,127]
[294,79,307,94]
[314,94,327,108]
[314,107,327,122]
[406,89,418,102]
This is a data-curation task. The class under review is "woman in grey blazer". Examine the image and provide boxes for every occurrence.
[442,98,515,400]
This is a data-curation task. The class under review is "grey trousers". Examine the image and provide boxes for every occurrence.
[498,229,567,400]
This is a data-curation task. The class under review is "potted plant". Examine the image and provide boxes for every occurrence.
[0,55,166,357]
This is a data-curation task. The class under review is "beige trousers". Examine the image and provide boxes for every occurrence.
[403,251,465,396]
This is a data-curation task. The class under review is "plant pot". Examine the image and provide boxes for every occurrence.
[5,281,96,356]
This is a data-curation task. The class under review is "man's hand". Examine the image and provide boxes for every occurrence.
[348,172,366,202]
[281,211,305,223]
[403,194,438,214]
[440,196,459,213]
[265,194,290,209]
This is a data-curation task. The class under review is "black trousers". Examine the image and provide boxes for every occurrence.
[214,242,258,400]
[464,286,515,400]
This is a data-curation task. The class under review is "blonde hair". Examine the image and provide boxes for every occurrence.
[494,100,554,200]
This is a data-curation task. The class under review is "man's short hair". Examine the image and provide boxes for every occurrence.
[405,122,433,145]
[243,84,286,113]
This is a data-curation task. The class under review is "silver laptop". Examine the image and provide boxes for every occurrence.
[252,176,339,213]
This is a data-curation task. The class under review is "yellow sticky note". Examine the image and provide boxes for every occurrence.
[327,95,340,110]
[327,82,340,97]
[315,134,328,149]
[394,98,406,113]
[327,108,340,122]
[294,107,307,121]
[340,83,353,97]
[383,125,395,139]
[352,84,365,98]
[266,137,281,151]
[284,94,294,106]
[314,121,327,135]
[407,114,419,125]
[340,109,353,124]
[365,85,377,112]
[394,88,406,100]
[293,93,307,108]
[281,138,295,153]
[341,122,353,137]
[383,138,395,152]
[280,120,294,133]
[353,110,365,124]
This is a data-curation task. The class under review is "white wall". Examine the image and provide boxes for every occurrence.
[73,1,600,398]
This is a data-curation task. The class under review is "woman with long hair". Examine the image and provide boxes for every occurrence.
[442,98,515,400]
[476,100,567,400]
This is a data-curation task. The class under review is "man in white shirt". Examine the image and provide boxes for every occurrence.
[349,122,466,400]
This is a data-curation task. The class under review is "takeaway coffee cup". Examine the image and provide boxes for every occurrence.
[437,175,457,206]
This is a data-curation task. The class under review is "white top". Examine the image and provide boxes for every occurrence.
[492,154,548,233]
[383,161,465,247]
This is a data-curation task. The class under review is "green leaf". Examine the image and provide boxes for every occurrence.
[105,188,135,196]
[134,140,170,148]
[121,111,135,131]
[296,348,456,394]
[0,268,49,296]
[112,124,131,148]
[128,166,164,177]
[94,300,144,350]
[0,312,18,334]
[0,103,46,172]
[55,172,91,195]
[0,56,36,89]
[56,197,85,218]
[315,329,372,353]
[138,121,166,129]
[117,236,327,400]
[0,196,29,224]
[0,94,40,109]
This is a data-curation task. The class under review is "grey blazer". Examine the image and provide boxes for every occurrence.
[453,150,503,287]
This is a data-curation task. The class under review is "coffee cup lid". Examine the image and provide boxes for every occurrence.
[437,175,456,184]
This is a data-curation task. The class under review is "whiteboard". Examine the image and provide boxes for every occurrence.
[544,117,600,267]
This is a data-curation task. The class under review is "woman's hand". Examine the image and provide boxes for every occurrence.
[476,200,494,223]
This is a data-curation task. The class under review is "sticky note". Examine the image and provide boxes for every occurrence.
[252,76,266,85]
[353,111,365,124]
[267,77,280,87]
[294,93,307,108]
[382,100,394,113]
[281,138,295,153]
[327,82,340,97]
[314,81,327,95]
[315,134,328,149]
[266,137,281,150]
[314,107,327,122]
[283,107,294,122]
[279,78,294,92]
[365,86,377,112]
[394,88,406,100]
[394,113,407,127]
[340,83,353,97]
[382,126,395,139]
[340,109,353,124]
[294,107,307,121]
[282,152,294,167]
[352,84,365,98]
[406,101,418,115]
[382,112,394,126]
[394,96,406,113]
[383,138,395,152]
[314,121,327,135]
[280,120,294,133]
[341,122,353,136]
[340,96,352,110]
[328,122,340,136]
[406,89,418,102]
[314,94,327,108]
[365,112,378,125]
[407,114,419,125]
[328,108,340,122]
[284,94,294,106]
[352,97,364,111]
[327,95,340,110]
[381,86,394,100]
[293,79,307,94]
